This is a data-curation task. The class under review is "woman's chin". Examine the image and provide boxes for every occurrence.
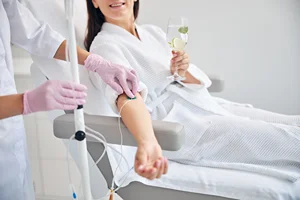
[107,14,131,23]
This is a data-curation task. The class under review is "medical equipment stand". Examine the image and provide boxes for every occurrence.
[65,0,92,199]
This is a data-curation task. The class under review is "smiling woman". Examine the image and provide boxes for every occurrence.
[83,0,300,187]
[85,0,140,51]
[84,0,170,181]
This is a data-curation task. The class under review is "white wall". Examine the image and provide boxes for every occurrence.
[138,0,300,115]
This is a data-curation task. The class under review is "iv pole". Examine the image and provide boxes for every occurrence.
[65,0,92,199]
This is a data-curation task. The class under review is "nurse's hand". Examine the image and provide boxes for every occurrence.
[84,54,138,98]
[135,142,168,180]
[170,50,190,77]
[23,80,87,115]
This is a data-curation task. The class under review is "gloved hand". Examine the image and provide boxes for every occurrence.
[23,80,87,115]
[84,54,138,98]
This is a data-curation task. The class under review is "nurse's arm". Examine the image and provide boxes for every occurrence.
[3,0,64,59]
[0,94,24,120]
[53,40,90,66]
[3,0,90,65]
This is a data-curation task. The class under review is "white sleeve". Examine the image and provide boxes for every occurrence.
[178,63,212,90]
[188,63,212,88]
[90,42,148,114]
[3,0,65,58]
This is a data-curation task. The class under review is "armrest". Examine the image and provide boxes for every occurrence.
[53,113,185,151]
[208,75,225,93]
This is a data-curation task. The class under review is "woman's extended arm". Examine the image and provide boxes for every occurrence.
[117,93,168,180]
[88,43,168,179]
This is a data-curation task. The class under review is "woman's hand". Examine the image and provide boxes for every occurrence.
[170,50,190,77]
[135,141,168,180]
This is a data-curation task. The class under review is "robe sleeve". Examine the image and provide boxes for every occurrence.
[175,63,212,91]
[186,63,212,88]
[90,42,148,114]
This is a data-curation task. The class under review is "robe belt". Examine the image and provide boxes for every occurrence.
[146,91,172,113]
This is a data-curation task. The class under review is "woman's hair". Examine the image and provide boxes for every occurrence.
[84,0,140,51]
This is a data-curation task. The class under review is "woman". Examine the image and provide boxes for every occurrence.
[0,0,140,199]
[85,0,300,182]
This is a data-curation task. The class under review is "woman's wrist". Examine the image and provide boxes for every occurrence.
[182,71,201,84]
[137,134,158,146]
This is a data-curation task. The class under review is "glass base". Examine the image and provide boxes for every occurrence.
[167,74,186,82]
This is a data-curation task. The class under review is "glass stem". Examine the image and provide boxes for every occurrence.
[174,59,179,77]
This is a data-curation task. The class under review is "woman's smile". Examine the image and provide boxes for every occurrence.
[109,1,126,10]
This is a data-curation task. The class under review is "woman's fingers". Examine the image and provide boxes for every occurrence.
[136,159,166,180]
[172,52,189,63]
[156,158,164,179]
[148,167,158,180]
[172,55,184,63]
[163,157,169,174]
[177,63,189,70]
[135,148,147,173]
[172,50,184,56]
[139,166,157,180]
[177,58,189,66]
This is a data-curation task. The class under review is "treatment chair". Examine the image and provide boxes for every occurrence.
[26,0,300,199]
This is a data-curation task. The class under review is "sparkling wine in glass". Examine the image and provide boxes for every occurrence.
[166,17,189,81]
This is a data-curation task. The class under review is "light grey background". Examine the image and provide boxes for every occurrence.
[11,0,300,199]
[138,0,300,115]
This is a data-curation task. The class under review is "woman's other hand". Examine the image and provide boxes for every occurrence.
[170,50,190,77]
[135,141,168,180]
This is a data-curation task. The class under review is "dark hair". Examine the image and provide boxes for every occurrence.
[84,0,140,51]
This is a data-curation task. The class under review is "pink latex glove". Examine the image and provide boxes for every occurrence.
[84,54,138,98]
[23,80,87,115]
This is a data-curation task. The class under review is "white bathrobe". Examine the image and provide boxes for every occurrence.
[88,22,300,183]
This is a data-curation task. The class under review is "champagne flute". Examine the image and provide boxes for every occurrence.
[166,17,189,81]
